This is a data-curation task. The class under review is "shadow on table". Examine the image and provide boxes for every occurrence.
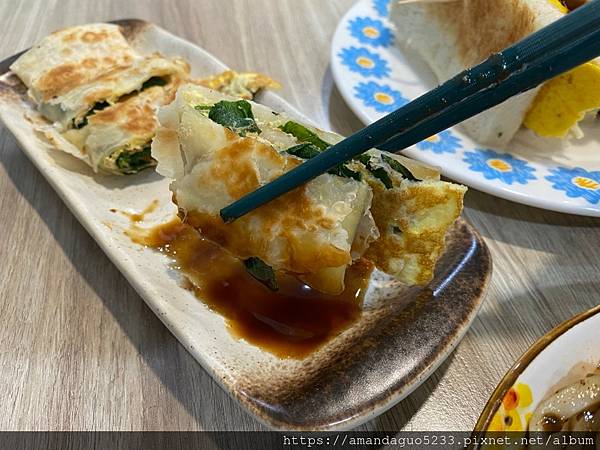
[0,131,267,435]
[463,189,600,252]
[464,188,600,227]
[2,128,452,437]
[470,280,599,345]
[2,130,452,438]
[321,65,364,137]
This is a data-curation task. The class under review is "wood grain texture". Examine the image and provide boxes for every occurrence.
[0,0,599,434]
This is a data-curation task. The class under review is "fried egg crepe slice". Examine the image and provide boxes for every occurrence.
[197,70,281,100]
[153,84,466,291]
[313,131,467,286]
[10,23,189,130]
[390,0,600,144]
[11,24,284,176]
[212,89,466,286]
[10,23,136,102]
[152,85,375,294]
[40,75,185,174]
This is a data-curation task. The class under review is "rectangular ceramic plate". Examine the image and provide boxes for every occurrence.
[0,19,491,430]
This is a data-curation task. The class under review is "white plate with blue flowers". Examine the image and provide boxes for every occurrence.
[331,0,600,217]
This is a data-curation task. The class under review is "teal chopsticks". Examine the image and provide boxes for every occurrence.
[221,0,600,222]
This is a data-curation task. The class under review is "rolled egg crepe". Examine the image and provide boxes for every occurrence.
[42,73,186,174]
[314,130,467,286]
[10,23,190,174]
[10,24,189,130]
[152,84,466,293]
[391,0,600,145]
[10,23,286,175]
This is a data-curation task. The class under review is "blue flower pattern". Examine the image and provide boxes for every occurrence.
[463,149,537,185]
[339,46,390,78]
[416,131,461,154]
[546,167,600,204]
[348,17,393,47]
[354,81,407,113]
[339,6,596,210]
[373,0,392,17]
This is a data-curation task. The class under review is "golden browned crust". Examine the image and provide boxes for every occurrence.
[181,137,351,275]
[87,76,183,138]
[365,181,465,285]
[30,26,136,101]
[429,0,536,66]
[95,101,156,135]
[37,60,137,101]
[210,138,264,199]
[36,63,86,100]
[80,29,111,43]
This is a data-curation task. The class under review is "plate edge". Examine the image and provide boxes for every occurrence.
[0,18,492,432]
[329,0,600,218]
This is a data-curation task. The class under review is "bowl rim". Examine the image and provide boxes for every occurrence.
[474,303,600,432]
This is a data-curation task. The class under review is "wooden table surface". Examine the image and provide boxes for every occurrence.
[1,0,599,433]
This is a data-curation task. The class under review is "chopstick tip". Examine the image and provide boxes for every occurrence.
[219,207,236,224]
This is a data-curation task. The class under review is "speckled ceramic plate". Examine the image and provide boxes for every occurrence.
[475,305,600,435]
[0,19,491,430]
[331,0,600,217]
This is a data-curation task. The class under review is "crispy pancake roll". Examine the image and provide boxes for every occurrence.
[152,84,466,292]
[391,0,600,144]
[11,23,190,174]
[10,24,284,175]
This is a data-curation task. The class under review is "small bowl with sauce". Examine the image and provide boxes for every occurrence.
[475,304,600,437]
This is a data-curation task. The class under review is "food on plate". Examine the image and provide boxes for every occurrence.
[128,215,373,358]
[391,0,600,145]
[43,69,187,174]
[10,23,279,174]
[529,369,600,432]
[151,84,466,294]
[10,23,190,174]
[197,70,281,100]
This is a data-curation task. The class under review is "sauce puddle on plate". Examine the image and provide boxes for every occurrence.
[126,216,373,359]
